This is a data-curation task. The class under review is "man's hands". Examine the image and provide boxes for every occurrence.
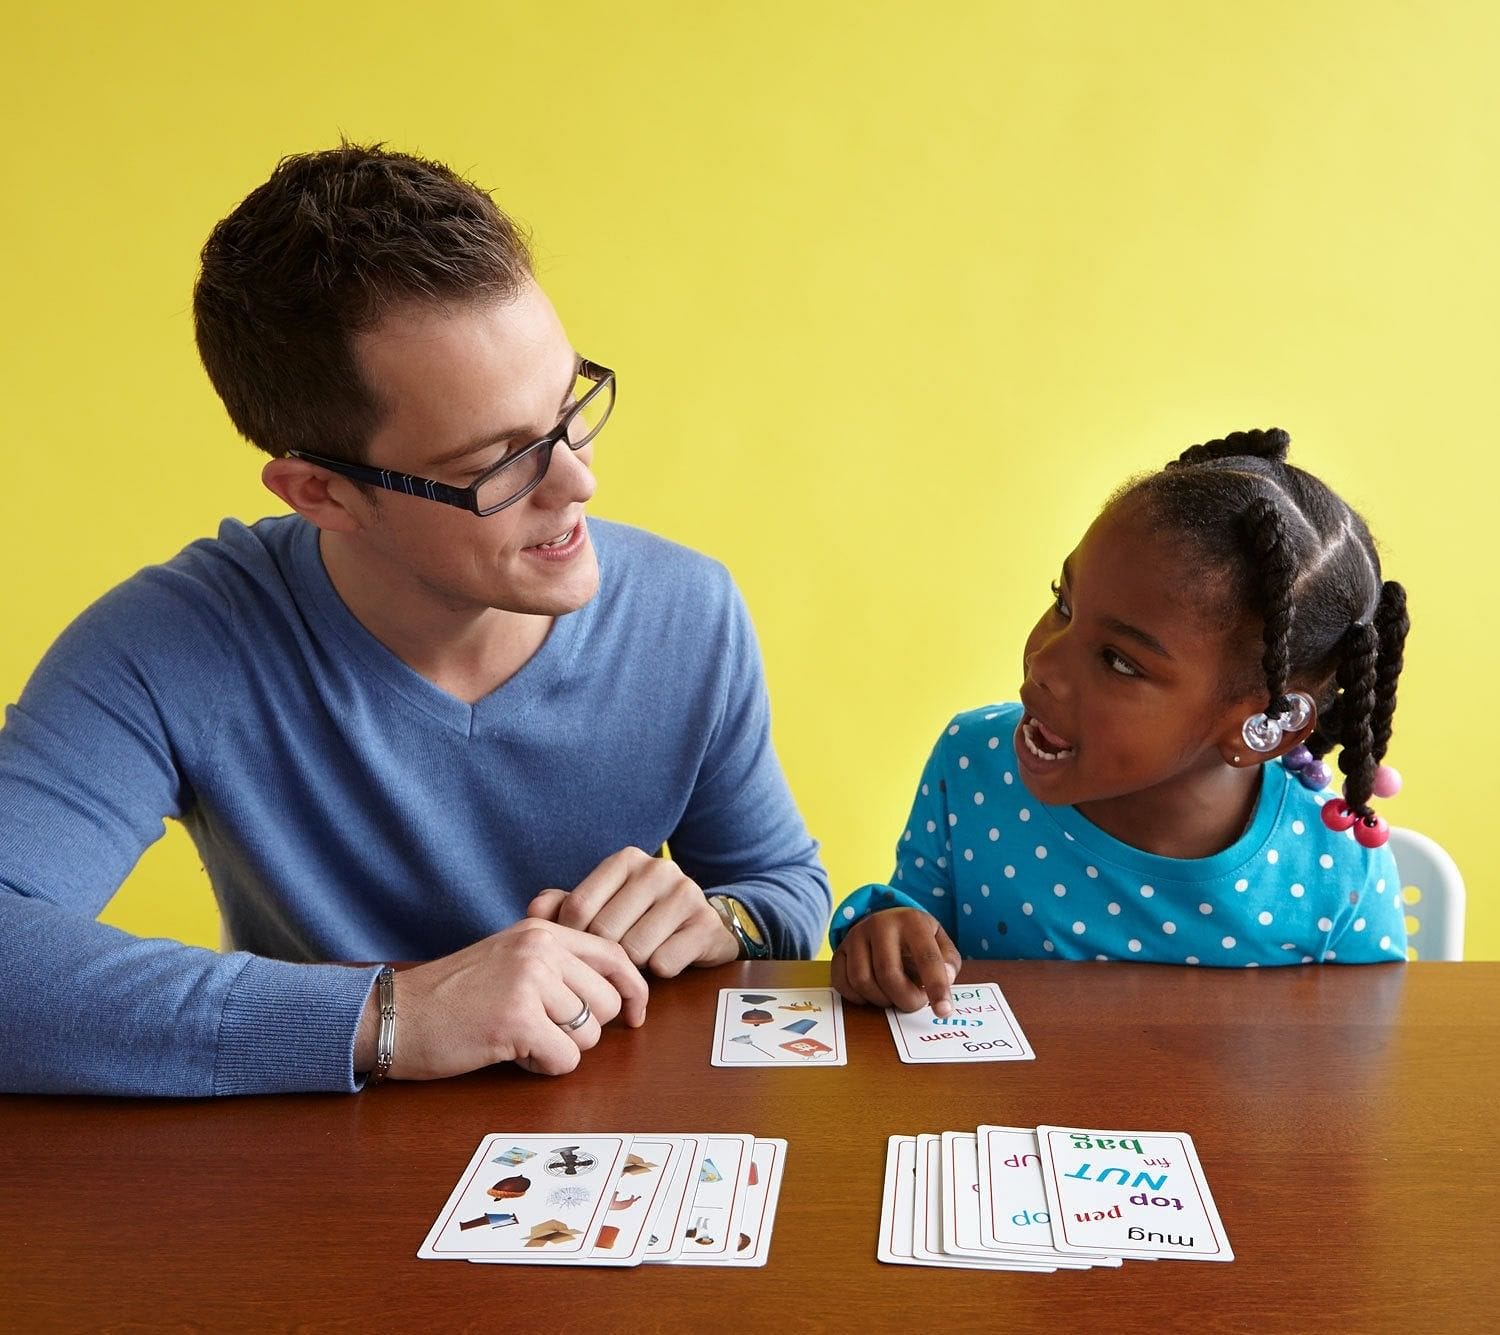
[831,907,962,1017]
[354,919,648,1081]
[526,846,741,977]
[354,847,741,1084]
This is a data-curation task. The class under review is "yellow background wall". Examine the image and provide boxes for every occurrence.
[3,3,1495,957]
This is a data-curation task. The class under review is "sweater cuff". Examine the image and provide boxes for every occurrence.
[828,883,933,950]
[213,955,382,1096]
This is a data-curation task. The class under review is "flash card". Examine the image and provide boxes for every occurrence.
[419,1134,631,1264]
[879,1135,971,1268]
[697,1138,787,1267]
[669,1133,757,1262]
[469,1135,687,1268]
[711,988,847,1067]
[1037,1125,1234,1262]
[885,982,1034,1064]
[643,1135,706,1262]
[876,1135,1038,1270]
[940,1131,1098,1269]
[973,1125,1118,1268]
[915,1134,1054,1271]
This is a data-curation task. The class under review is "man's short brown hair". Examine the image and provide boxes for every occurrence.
[194,143,533,463]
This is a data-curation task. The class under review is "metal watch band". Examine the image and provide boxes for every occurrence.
[710,895,769,960]
[370,965,396,1086]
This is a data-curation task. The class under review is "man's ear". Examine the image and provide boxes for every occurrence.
[1216,690,1318,768]
[261,457,367,534]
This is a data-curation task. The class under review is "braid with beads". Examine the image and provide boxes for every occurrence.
[1335,623,1380,816]
[1240,498,1296,720]
[1126,428,1409,834]
[1370,582,1409,766]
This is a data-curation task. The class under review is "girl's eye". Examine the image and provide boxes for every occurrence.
[1050,580,1071,618]
[1102,648,1142,678]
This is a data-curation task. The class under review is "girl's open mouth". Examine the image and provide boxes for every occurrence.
[1020,714,1076,762]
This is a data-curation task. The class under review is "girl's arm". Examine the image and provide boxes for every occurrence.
[830,725,963,1012]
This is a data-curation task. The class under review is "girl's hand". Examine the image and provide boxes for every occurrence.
[831,907,962,1017]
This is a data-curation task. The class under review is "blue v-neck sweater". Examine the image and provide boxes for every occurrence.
[1,516,829,1095]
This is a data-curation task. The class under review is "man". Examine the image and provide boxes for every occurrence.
[0,144,829,1095]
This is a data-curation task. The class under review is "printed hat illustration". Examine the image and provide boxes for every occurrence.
[740,1008,773,1026]
[524,1219,581,1247]
[738,994,777,1004]
[487,1175,531,1200]
[621,1153,658,1176]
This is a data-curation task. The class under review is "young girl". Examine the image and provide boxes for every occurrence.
[831,428,1411,1015]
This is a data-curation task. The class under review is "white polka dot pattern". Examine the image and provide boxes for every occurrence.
[828,702,1407,969]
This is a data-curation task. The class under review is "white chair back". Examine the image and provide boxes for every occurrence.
[1386,827,1466,961]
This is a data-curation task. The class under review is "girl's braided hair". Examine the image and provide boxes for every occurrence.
[1123,429,1409,819]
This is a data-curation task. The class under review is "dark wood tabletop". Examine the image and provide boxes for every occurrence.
[3,960,1497,1333]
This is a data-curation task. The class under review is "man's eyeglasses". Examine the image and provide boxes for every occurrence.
[287,359,615,516]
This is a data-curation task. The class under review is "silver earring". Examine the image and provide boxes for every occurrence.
[1243,693,1313,754]
[1241,713,1283,753]
[1278,694,1313,732]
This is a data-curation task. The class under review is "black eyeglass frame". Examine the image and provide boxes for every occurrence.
[286,359,615,516]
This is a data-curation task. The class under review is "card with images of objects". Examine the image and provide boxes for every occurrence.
[664,1133,758,1262]
[691,1137,787,1267]
[711,987,847,1066]
[885,981,1034,1063]
[642,1135,707,1262]
[419,1134,633,1264]
[467,1135,687,1268]
[1036,1125,1234,1262]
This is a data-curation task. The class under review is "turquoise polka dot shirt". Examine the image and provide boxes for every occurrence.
[830,703,1407,967]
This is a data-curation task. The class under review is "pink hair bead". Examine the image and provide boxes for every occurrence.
[1352,813,1390,849]
[1321,798,1357,832]
[1371,765,1403,799]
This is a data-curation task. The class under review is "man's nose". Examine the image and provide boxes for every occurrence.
[533,439,597,506]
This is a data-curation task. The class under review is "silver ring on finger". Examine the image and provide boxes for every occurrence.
[559,1000,592,1032]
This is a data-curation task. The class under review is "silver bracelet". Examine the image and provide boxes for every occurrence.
[369,965,396,1086]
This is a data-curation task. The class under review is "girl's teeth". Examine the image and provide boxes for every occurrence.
[1023,718,1075,761]
[1035,719,1069,749]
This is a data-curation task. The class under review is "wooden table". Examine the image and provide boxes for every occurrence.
[3,960,1497,1333]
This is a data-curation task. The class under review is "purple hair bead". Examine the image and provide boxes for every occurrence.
[1283,744,1315,772]
[1297,760,1332,791]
